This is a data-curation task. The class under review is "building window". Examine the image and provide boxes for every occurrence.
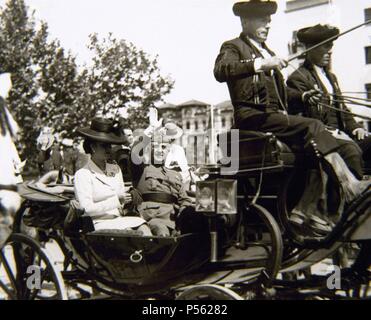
[366,83,371,100]
[186,121,190,130]
[203,120,207,128]
[221,117,226,128]
[285,0,329,13]
[230,117,234,127]
[365,8,371,22]
[195,121,198,130]
[366,46,371,64]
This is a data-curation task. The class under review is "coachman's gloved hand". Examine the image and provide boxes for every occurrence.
[302,89,322,106]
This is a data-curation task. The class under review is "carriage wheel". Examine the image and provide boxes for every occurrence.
[0,233,67,300]
[243,203,284,282]
[176,284,243,300]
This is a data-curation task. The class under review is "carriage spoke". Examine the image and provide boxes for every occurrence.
[0,250,17,295]
[0,279,16,300]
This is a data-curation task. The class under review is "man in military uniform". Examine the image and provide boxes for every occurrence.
[214,0,368,203]
[287,24,370,177]
[134,131,207,236]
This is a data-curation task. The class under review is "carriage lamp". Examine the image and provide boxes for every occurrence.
[217,180,237,215]
[195,181,215,214]
[196,179,237,215]
[196,179,237,263]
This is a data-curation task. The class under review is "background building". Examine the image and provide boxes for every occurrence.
[157,99,234,165]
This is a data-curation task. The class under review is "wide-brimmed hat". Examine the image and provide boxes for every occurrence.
[297,24,340,46]
[76,117,126,145]
[160,122,183,140]
[233,0,278,18]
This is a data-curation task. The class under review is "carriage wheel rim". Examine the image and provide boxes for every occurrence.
[246,203,284,281]
[1,233,68,300]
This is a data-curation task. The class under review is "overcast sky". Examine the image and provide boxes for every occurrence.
[0,0,366,108]
[0,0,291,105]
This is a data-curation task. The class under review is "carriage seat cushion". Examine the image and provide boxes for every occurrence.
[217,130,304,168]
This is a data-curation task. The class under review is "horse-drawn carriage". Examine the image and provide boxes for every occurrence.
[1,130,370,300]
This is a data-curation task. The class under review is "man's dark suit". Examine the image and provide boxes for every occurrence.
[287,61,371,177]
[214,34,341,157]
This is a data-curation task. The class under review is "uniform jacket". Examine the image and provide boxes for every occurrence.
[165,144,190,183]
[214,33,295,126]
[74,158,126,220]
[135,164,193,229]
[287,60,362,136]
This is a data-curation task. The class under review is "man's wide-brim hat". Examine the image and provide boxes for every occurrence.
[297,24,340,45]
[233,0,278,18]
[161,122,183,140]
[77,117,126,145]
[151,123,183,145]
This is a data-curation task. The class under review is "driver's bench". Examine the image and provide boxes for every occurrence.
[217,130,308,172]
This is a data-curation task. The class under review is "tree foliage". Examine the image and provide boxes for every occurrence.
[86,33,173,129]
[0,0,174,165]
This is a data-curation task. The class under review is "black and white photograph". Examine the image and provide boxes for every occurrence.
[0,0,370,304]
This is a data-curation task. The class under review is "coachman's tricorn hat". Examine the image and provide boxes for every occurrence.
[297,24,340,45]
[77,117,126,145]
[233,0,278,18]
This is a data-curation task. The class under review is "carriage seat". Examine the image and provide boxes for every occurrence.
[63,201,147,237]
[217,130,305,170]
[63,200,94,236]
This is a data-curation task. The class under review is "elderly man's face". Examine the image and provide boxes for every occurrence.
[241,15,271,43]
[152,141,170,164]
[307,42,334,67]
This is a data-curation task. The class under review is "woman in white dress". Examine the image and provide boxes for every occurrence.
[74,118,152,235]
